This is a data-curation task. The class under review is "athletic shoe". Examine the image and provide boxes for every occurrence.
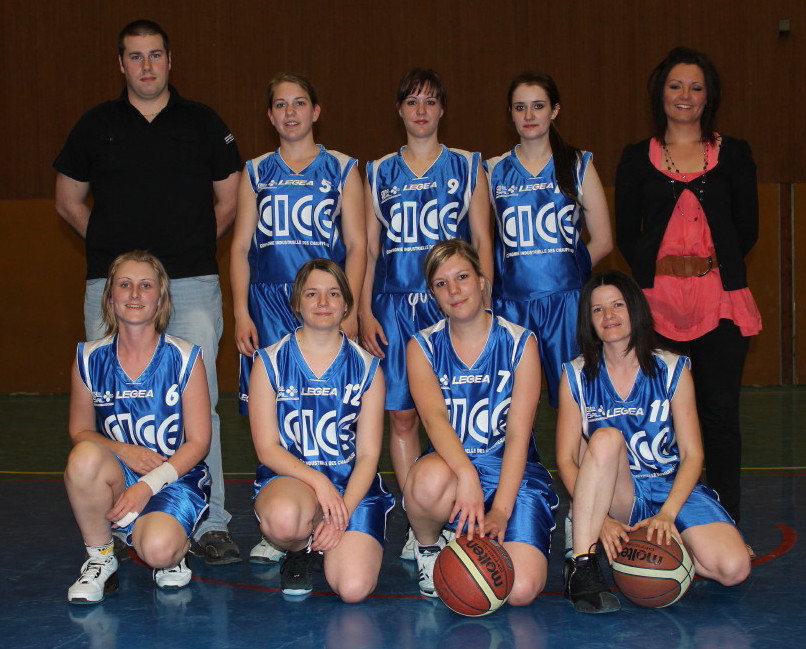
[189,530,242,565]
[250,537,286,564]
[416,535,447,598]
[281,549,315,596]
[154,557,192,589]
[400,527,417,561]
[563,552,621,613]
[67,555,119,605]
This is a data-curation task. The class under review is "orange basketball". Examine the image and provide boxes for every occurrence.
[433,536,515,616]
[611,527,694,608]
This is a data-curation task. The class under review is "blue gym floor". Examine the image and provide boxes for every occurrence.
[0,389,803,648]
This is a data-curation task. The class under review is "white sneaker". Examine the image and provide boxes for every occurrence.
[68,555,119,604]
[250,537,286,564]
[416,535,447,597]
[400,528,417,561]
[154,558,192,589]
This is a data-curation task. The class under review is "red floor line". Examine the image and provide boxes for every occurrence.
[750,523,797,566]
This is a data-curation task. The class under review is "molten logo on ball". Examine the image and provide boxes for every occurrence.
[433,536,515,617]
[612,528,695,608]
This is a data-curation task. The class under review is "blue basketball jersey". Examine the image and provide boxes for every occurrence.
[76,334,201,459]
[367,146,479,294]
[563,351,689,478]
[246,145,357,285]
[485,149,593,300]
[412,314,542,464]
[254,332,380,488]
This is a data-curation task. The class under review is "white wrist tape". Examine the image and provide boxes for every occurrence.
[115,511,140,527]
[138,462,179,495]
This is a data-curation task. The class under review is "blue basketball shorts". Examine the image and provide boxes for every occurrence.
[372,292,441,411]
[441,458,559,559]
[253,471,395,546]
[115,457,210,543]
[494,289,581,408]
[629,474,736,531]
[239,282,299,415]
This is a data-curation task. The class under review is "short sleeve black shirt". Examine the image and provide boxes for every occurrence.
[54,87,242,279]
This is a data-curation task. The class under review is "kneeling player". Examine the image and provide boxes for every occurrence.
[556,270,751,613]
[65,251,211,604]
[249,259,393,602]
[404,240,558,605]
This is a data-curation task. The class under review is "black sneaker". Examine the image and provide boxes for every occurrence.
[280,549,315,596]
[563,552,621,613]
[189,531,242,565]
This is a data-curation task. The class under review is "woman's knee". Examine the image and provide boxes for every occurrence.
[135,529,186,568]
[389,409,419,438]
[64,441,109,484]
[711,552,751,586]
[405,465,453,512]
[507,573,543,607]
[586,427,625,463]
[258,501,309,544]
[332,572,377,603]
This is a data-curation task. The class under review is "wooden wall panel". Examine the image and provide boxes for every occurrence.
[745,184,781,385]
[795,184,806,383]
[1,0,804,392]
[1,184,786,393]
[0,199,240,393]
[1,0,804,200]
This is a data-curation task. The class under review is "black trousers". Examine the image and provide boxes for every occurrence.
[656,319,750,524]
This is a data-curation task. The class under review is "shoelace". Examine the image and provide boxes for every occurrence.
[282,551,311,578]
[80,558,112,582]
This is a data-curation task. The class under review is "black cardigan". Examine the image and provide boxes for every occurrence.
[615,136,758,291]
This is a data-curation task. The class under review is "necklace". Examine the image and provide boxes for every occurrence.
[663,141,709,212]
[661,141,708,174]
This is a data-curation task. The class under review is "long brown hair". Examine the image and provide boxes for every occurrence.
[507,71,581,204]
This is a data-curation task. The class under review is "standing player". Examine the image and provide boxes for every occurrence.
[556,270,751,613]
[65,251,211,604]
[404,240,558,605]
[360,69,493,558]
[54,20,242,564]
[485,72,612,409]
[230,73,365,563]
[249,259,393,601]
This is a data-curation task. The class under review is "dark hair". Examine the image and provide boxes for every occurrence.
[117,19,169,56]
[290,258,354,320]
[648,46,721,144]
[577,270,657,379]
[267,72,319,108]
[507,72,581,204]
[101,250,171,336]
[396,68,446,108]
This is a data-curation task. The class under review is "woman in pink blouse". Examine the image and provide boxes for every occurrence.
[615,46,761,530]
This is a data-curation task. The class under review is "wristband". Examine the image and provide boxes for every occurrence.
[115,511,139,527]
[138,462,179,495]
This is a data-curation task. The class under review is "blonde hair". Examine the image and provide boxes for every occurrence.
[101,250,171,336]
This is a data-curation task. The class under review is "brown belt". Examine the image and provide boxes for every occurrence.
[655,254,715,278]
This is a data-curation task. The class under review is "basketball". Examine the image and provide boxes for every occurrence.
[611,527,695,608]
[433,535,515,616]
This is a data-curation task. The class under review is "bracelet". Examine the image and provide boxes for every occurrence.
[138,462,179,495]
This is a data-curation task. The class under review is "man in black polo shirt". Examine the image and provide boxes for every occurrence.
[54,19,243,566]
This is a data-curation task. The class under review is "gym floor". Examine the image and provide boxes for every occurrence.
[1,388,803,648]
